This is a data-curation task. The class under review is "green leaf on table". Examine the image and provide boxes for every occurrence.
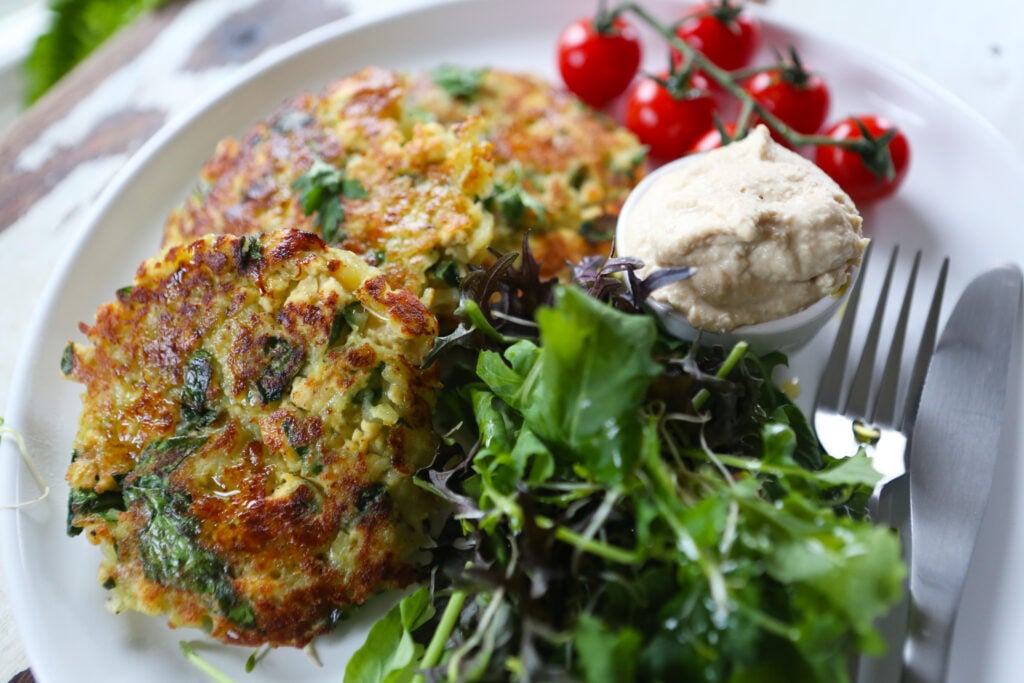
[24,0,171,104]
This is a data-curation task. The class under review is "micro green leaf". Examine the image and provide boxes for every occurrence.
[344,586,434,683]
[179,641,236,683]
[0,417,51,510]
[24,0,170,104]
[343,178,368,199]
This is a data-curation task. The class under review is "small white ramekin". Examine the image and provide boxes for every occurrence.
[641,286,852,354]
[616,153,859,354]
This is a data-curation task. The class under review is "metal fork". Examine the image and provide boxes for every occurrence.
[814,244,949,501]
[812,243,949,682]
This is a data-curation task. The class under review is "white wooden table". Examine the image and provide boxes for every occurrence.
[2,0,1022,679]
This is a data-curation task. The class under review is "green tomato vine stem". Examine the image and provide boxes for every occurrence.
[725,63,778,81]
[617,2,883,160]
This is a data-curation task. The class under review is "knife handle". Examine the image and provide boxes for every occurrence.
[902,598,956,683]
[901,264,1024,683]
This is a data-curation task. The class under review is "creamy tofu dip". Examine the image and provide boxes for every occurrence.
[618,125,867,332]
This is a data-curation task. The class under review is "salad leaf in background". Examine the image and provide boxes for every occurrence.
[23,0,171,104]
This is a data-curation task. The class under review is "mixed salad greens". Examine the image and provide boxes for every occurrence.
[342,247,904,683]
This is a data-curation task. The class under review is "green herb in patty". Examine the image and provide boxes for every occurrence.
[431,65,486,101]
[178,351,219,433]
[125,473,256,630]
[257,337,305,404]
[292,157,367,244]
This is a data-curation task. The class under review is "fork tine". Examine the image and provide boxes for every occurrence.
[900,257,950,435]
[815,241,874,412]
[844,245,900,417]
[871,250,922,425]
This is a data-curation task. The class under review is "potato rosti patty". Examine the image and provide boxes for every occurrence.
[161,66,645,287]
[407,67,647,276]
[162,66,495,303]
[64,230,439,647]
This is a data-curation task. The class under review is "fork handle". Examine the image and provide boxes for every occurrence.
[857,474,910,683]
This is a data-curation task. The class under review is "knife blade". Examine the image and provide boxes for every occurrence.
[901,264,1023,683]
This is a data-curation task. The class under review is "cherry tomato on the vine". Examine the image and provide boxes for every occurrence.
[626,71,717,159]
[814,115,910,203]
[689,123,739,153]
[557,15,642,108]
[744,64,830,135]
[673,1,761,71]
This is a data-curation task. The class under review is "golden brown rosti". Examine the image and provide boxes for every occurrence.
[64,229,440,647]
[407,66,646,276]
[162,66,496,305]
[162,66,645,286]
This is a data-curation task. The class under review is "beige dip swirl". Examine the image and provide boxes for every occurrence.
[618,125,867,332]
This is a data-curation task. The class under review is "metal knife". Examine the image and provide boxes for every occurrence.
[901,264,1023,683]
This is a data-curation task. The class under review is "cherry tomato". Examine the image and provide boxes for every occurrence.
[689,123,739,153]
[673,2,761,71]
[625,72,717,159]
[814,115,910,203]
[557,16,642,108]
[744,64,830,136]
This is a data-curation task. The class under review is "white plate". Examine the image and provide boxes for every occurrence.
[2,0,1023,681]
